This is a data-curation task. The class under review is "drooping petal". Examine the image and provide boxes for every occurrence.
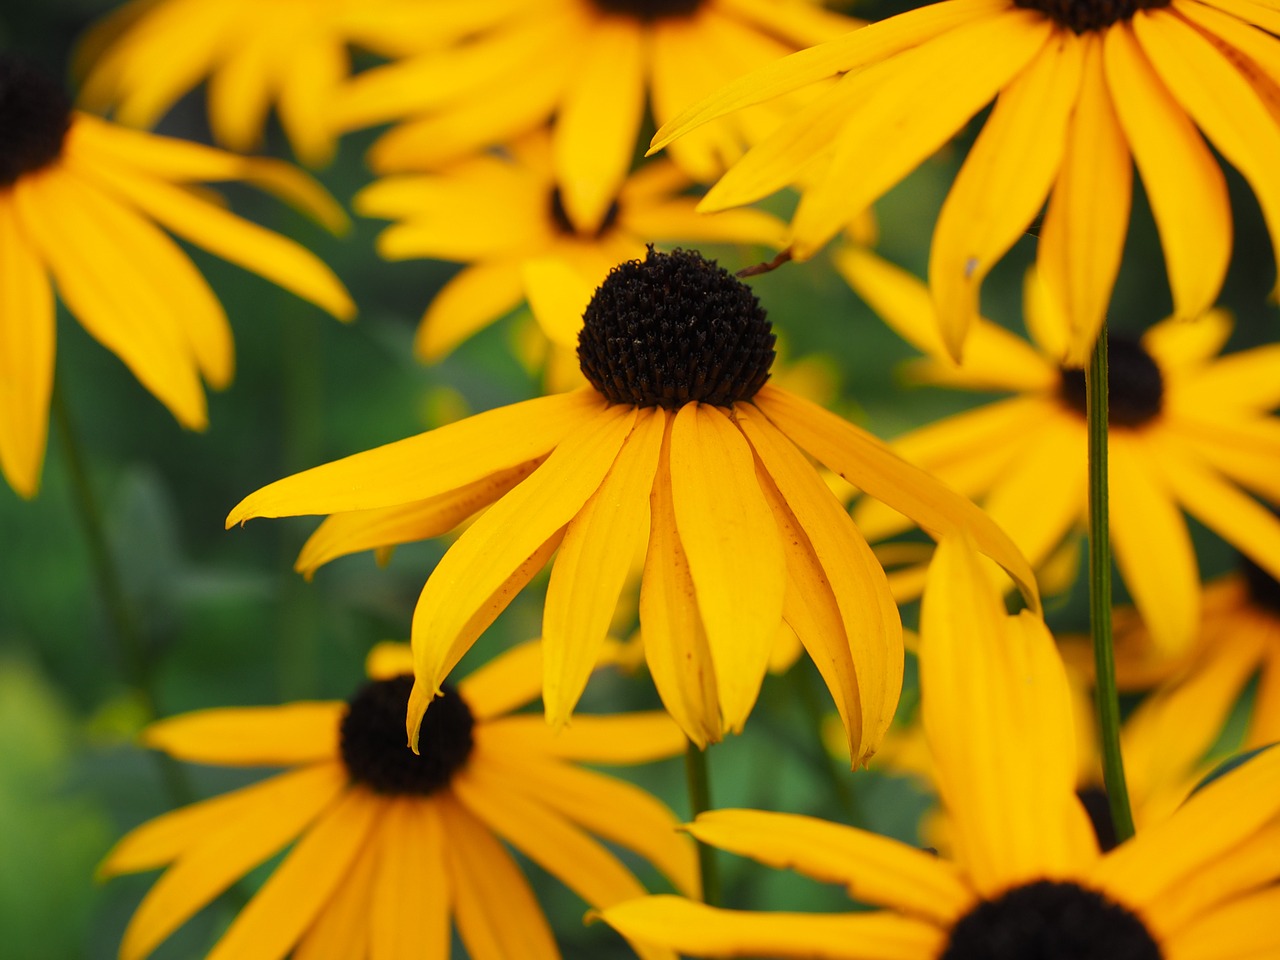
[368,799,450,960]
[929,27,1082,360]
[669,403,785,732]
[543,407,664,726]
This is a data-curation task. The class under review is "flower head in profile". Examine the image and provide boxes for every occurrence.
[0,57,353,498]
[651,0,1280,361]
[356,133,784,362]
[844,250,1280,656]
[332,0,858,233]
[603,535,1280,960]
[100,640,696,960]
[228,247,1036,761]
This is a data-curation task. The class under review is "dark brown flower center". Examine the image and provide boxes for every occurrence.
[0,57,72,187]
[590,0,703,20]
[578,246,775,408]
[941,880,1162,960]
[1058,337,1163,428]
[339,676,474,795]
[549,186,621,238]
[1242,554,1280,616]
[1012,0,1171,33]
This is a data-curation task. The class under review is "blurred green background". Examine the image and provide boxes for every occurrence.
[2,1,1277,958]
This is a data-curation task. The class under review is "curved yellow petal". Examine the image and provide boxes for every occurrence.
[368,799,450,960]
[930,27,1082,360]
[670,404,786,732]
[292,832,376,960]
[1164,884,1280,960]
[544,407,664,726]
[143,703,344,766]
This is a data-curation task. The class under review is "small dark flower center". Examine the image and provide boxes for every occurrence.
[590,0,703,20]
[549,187,621,239]
[1058,337,1163,428]
[942,880,1163,960]
[1012,0,1171,33]
[578,246,775,409]
[1241,554,1280,616]
[339,676,474,795]
[0,57,72,188]
[1076,786,1119,853]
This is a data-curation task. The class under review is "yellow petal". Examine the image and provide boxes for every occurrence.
[481,710,687,765]
[143,703,343,766]
[756,385,1040,610]
[690,809,972,921]
[1140,306,1233,372]
[920,536,1096,895]
[670,404,786,732]
[369,799,450,960]
[292,833,376,960]
[601,895,946,959]
[204,28,276,154]
[930,27,1082,360]
[228,389,601,522]
[543,407,664,726]
[274,37,347,168]
[453,638,546,720]
[1104,23,1230,320]
[365,641,414,681]
[408,405,638,746]
[1038,35,1132,365]
[522,256,596,352]
[1175,343,1280,413]
[0,195,54,498]
[1165,885,1280,960]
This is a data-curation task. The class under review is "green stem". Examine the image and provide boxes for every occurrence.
[1085,326,1136,843]
[684,740,722,906]
[52,385,193,806]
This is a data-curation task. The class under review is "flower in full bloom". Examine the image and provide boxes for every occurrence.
[602,535,1280,959]
[100,640,696,960]
[843,250,1280,655]
[355,133,784,362]
[0,57,353,498]
[650,0,1280,361]
[228,247,1036,759]
[332,0,858,232]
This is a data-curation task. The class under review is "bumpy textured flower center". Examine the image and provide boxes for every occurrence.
[590,0,703,20]
[0,57,72,187]
[941,880,1162,960]
[578,247,775,408]
[1242,554,1280,616]
[1012,0,1171,33]
[1058,337,1163,428]
[549,187,621,239]
[339,676,474,795]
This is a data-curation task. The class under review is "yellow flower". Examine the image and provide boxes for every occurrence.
[100,639,696,960]
[355,132,785,362]
[332,0,858,232]
[228,247,1036,760]
[651,0,1280,361]
[76,0,466,165]
[843,249,1280,656]
[602,535,1280,960]
[0,59,354,498]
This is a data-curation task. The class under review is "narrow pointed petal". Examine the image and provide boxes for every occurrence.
[142,704,343,766]
[544,408,664,726]
[369,800,450,960]
[417,260,527,361]
[670,404,785,732]
[228,390,601,523]
[756,385,1039,609]
[409,405,638,747]
[1104,24,1231,320]
[0,196,54,498]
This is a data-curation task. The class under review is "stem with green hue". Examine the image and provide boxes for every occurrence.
[684,740,722,906]
[1085,325,1136,843]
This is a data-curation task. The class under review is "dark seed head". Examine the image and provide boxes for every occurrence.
[578,246,775,409]
[548,187,621,239]
[0,57,72,188]
[941,880,1162,960]
[590,0,703,20]
[1059,337,1163,428]
[1241,553,1280,617]
[339,676,474,795]
[1012,0,1171,33]
[1076,786,1119,853]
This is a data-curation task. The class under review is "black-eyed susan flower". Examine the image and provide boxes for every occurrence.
[844,250,1280,656]
[602,535,1280,960]
[228,247,1036,760]
[0,58,354,498]
[100,639,696,960]
[651,0,1280,361]
[355,132,784,362]
[332,0,858,233]
[76,0,474,165]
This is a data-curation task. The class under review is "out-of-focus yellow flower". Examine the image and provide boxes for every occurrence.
[651,0,1280,362]
[0,59,352,498]
[844,249,1280,657]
